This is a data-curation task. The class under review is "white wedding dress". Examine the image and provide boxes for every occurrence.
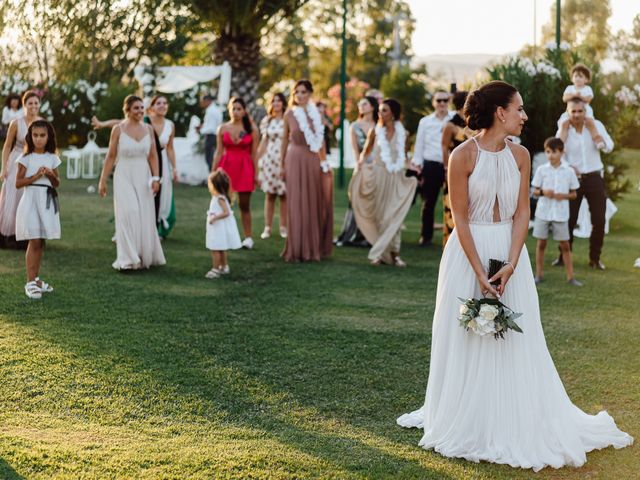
[397,138,633,471]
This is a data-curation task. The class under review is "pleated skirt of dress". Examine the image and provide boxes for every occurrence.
[397,221,633,471]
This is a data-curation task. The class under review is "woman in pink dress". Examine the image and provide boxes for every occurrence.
[280,79,333,262]
[0,90,43,249]
[213,97,259,249]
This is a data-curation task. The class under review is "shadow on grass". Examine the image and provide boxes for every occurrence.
[0,181,490,477]
[3,277,460,478]
[0,459,25,479]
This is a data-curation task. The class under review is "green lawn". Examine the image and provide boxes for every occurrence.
[0,150,638,479]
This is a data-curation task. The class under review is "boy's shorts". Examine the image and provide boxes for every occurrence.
[533,218,570,241]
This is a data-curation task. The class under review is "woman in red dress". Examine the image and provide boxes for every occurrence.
[213,97,259,248]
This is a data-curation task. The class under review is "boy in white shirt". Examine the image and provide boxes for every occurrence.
[532,137,582,287]
[559,63,603,146]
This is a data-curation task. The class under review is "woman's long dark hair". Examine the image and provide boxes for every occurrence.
[149,95,168,112]
[268,92,287,118]
[229,96,252,134]
[382,98,402,121]
[4,93,21,109]
[359,96,379,123]
[290,79,313,107]
[24,120,57,154]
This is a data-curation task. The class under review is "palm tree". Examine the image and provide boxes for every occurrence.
[190,0,309,108]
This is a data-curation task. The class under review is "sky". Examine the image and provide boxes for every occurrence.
[407,0,639,57]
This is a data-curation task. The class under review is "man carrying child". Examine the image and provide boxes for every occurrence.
[555,97,614,270]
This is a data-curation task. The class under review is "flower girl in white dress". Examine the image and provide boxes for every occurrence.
[397,81,633,471]
[15,120,61,299]
[205,169,241,279]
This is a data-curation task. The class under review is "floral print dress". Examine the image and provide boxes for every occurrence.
[258,116,286,196]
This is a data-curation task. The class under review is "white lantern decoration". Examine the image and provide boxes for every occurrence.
[80,131,105,179]
[63,146,82,179]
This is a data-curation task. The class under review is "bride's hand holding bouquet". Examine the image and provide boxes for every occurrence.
[488,261,515,297]
[476,273,499,299]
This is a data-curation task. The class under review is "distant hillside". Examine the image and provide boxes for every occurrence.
[413,53,509,85]
[413,53,623,85]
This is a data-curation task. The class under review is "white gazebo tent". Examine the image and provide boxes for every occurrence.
[134,63,232,103]
[134,62,232,185]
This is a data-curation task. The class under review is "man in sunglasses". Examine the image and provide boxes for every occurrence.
[411,91,453,247]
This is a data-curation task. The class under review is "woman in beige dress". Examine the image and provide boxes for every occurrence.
[99,95,165,270]
[350,98,417,266]
[0,90,42,249]
[280,79,333,262]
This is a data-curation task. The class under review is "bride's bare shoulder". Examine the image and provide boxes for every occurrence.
[449,138,478,173]
[506,140,531,170]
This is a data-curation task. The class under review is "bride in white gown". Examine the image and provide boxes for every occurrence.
[397,81,633,471]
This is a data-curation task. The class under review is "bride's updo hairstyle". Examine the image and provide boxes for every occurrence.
[382,98,402,121]
[464,81,517,130]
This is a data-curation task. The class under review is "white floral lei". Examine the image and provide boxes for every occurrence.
[375,121,406,173]
[292,102,325,153]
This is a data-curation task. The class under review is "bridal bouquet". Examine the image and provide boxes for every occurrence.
[458,297,523,339]
[457,259,523,339]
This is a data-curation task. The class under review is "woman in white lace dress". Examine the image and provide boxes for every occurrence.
[257,92,287,239]
[396,81,633,471]
[99,95,165,270]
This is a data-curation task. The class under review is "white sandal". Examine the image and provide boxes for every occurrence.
[205,268,221,279]
[260,227,271,239]
[279,226,288,238]
[219,265,230,275]
[394,256,407,268]
[36,277,54,293]
[25,281,42,299]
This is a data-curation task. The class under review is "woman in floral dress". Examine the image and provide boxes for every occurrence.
[257,92,287,239]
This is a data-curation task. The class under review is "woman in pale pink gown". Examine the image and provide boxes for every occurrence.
[280,79,333,262]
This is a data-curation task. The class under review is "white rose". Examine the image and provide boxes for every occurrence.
[478,323,496,336]
[459,304,470,316]
[475,314,490,328]
[467,319,478,331]
[479,304,499,322]
[473,315,497,336]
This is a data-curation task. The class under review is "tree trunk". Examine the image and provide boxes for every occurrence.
[212,32,261,114]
